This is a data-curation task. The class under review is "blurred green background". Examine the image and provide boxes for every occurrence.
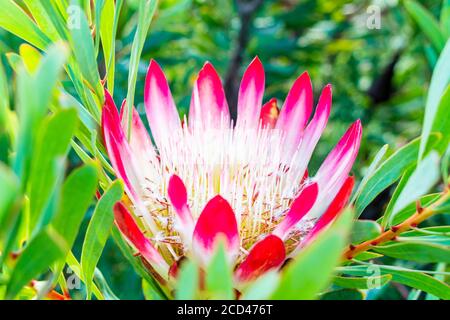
[0,0,446,299]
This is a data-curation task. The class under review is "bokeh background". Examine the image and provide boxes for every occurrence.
[0,0,445,299]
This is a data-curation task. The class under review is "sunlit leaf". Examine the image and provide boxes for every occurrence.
[341,265,450,299]
[373,241,450,263]
[404,0,446,52]
[419,40,450,160]
[6,164,98,299]
[28,109,78,234]
[0,0,50,49]
[81,180,123,299]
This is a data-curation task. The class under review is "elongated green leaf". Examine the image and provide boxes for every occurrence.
[124,0,158,134]
[0,163,21,252]
[341,265,450,299]
[389,193,441,225]
[355,137,429,216]
[28,109,78,234]
[6,164,98,299]
[333,274,392,289]
[388,152,440,225]
[442,0,450,38]
[399,235,450,246]
[381,166,414,228]
[81,180,123,299]
[405,0,446,52]
[205,243,234,300]
[271,208,353,299]
[419,40,450,160]
[350,220,382,244]
[100,0,121,93]
[241,271,279,300]
[68,3,103,99]
[351,144,388,204]
[5,228,66,299]
[52,164,98,267]
[23,0,60,41]
[373,241,450,263]
[175,260,199,300]
[0,57,9,130]
[429,86,450,155]
[65,252,104,300]
[13,43,68,184]
[0,0,50,49]
[321,289,363,300]
[93,269,119,300]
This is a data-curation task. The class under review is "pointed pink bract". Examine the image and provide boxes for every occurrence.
[236,57,265,128]
[273,182,318,240]
[189,62,229,129]
[302,176,354,247]
[192,195,239,265]
[144,60,181,148]
[276,72,313,159]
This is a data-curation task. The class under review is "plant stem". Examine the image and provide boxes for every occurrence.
[343,189,449,260]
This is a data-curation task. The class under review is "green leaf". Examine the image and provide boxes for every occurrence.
[351,144,388,204]
[51,163,99,270]
[389,193,441,225]
[271,208,353,299]
[0,57,9,130]
[23,0,61,41]
[404,0,446,52]
[388,152,440,225]
[175,260,199,300]
[13,43,68,184]
[380,166,415,228]
[373,241,450,263]
[333,274,392,289]
[205,242,234,300]
[68,3,103,100]
[350,220,382,244]
[93,269,119,300]
[442,144,450,183]
[419,40,450,160]
[28,109,78,234]
[353,251,383,261]
[355,137,425,216]
[429,86,450,156]
[341,265,450,299]
[442,0,450,38]
[6,164,98,299]
[241,271,279,300]
[81,180,123,299]
[5,228,66,299]
[100,0,122,93]
[123,0,157,135]
[65,252,104,300]
[0,0,50,50]
[0,163,21,253]
[321,289,363,300]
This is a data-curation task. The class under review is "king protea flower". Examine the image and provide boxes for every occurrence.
[101,57,362,291]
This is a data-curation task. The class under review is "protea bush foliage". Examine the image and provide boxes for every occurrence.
[0,0,449,301]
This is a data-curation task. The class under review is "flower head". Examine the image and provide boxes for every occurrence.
[101,57,362,289]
